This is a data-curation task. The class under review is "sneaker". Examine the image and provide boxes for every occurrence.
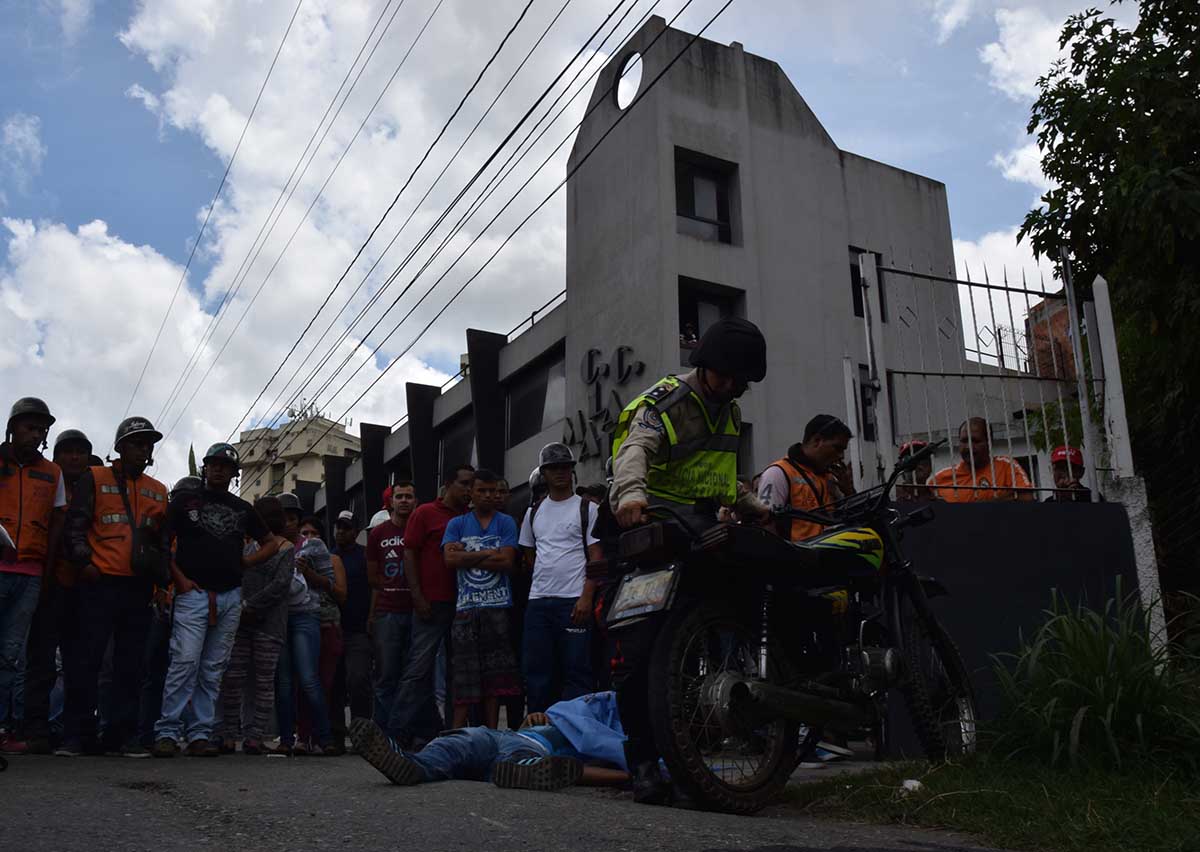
[492,755,584,792]
[153,738,179,758]
[0,733,29,755]
[219,739,237,755]
[267,742,293,757]
[292,741,310,756]
[817,740,854,759]
[308,744,326,757]
[54,740,85,757]
[348,718,423,785]
[120,742,152,758]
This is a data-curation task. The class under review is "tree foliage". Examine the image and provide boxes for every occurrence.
[1019,1,1200,591]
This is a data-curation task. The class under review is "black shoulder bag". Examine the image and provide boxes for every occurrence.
[114,472,171,587]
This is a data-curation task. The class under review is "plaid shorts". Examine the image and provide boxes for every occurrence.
[451,607,521,706]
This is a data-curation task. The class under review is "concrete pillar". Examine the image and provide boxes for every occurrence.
[320,455,349,534]
[359,423,390,523]
[466,328,508,476]
[406,382,441,503]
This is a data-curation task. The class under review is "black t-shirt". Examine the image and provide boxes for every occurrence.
[168,488,268,592]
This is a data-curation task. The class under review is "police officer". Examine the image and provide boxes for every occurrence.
[607,317,768,804]
[610,317,767,529]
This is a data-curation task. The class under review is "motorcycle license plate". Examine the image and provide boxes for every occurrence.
[608,568,678,624]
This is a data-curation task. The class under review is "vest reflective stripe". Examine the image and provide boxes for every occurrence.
[773,456,828,542]
[0,454,61,563]
[86,465,168,577]
[612,375,739,506]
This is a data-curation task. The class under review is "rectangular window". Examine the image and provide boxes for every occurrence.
[675,148,736,244]
[506,352,567,449]
[269,462,284,494]
[849,247,886,322]
[679,277,745,366]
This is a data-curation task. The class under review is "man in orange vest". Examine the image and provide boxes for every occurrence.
[0,397,67,755]
[928,417,1035,503]
[23,428,94,753]
[756,414,854,541]
[61,417,170,757]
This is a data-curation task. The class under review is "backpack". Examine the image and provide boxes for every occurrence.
[524,495,592,558]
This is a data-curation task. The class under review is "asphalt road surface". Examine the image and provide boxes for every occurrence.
[0,754,1009,852]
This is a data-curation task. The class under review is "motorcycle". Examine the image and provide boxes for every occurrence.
[605,440,977,814]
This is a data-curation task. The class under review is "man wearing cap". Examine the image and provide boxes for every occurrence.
[62,417,169,757]
[332,508,371,749]
[0,397,67,755]
[279,491,304,543]
[1045,446,1100,503]
[757,415,855,542]
[153,442,282,757]
[22,428,93,753]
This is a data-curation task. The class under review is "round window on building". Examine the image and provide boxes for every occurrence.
[615,52,643,110]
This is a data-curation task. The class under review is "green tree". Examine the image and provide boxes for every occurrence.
[188,444,198,477]
[1018,0,1200,594]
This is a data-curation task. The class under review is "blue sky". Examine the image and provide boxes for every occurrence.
[0,0,1117,479]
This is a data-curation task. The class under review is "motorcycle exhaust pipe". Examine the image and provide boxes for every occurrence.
[710,674,873,733]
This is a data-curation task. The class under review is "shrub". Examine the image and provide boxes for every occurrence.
[991,587,1200,774]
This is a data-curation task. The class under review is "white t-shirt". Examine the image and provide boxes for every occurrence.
[519,495,599,600]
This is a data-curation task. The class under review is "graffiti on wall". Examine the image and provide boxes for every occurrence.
[563,345,645,461]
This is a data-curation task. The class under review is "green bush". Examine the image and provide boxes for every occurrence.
[991,588,1200,774]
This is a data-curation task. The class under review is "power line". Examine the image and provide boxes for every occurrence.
[266,0,734,485]
[156,0,408,427]
[230,0,642,466]
[123,0,307,419]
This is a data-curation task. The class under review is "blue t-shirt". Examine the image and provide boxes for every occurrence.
[442,511,519,610]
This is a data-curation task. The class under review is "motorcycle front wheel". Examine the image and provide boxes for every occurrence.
[647,600,799,814]
[896,583,979,759]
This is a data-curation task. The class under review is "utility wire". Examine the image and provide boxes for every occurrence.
[266,0,734,484]
[123,0,306,419]
[230,0,640,466]
[234,0,653,469]
[156,0,406,426]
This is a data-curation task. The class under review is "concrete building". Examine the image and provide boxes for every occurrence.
[312,17,1067,522]
[236,414,360,505]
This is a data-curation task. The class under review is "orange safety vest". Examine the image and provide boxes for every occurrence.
[0,451,62,565]
[771,456,833,543]
[86,465,168,577]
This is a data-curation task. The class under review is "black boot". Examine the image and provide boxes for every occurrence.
[624,742,672,806]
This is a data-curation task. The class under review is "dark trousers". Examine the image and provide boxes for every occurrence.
[522,597,592,714]
[23,584,80,742]
[333,631,371,739]
[610,616,658,768]
[138,606,171,747]
[386,602,454,743]
[65,575,152,748]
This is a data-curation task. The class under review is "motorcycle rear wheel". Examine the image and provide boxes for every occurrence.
[647,600,799,814]
[897,585,978,759]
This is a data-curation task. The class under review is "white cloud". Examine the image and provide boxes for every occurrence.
[992,138,1053,193]
[954,225,1049,285]
[930,0,975,43]
[58,0,94,42]
[1,113,47,195]
[126,83,161,113]
[979,7,1062,101]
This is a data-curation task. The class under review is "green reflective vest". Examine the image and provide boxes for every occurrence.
[611,375,740,506]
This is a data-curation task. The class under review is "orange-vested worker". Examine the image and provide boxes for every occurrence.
[61,416,169,756]
[0,397,67,755]
[929,417,1035,503]
[757,414,855,541]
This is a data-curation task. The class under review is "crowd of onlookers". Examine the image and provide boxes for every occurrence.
[0,394,1099,761]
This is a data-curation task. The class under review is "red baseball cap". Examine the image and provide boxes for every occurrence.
[381,485,393,508]
[898,440,928,458]
[1051,446,1084,467]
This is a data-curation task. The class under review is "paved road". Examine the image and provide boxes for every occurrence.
[0,754,1007,852]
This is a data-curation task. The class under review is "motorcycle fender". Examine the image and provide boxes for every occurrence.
[606,566,680,627]
[919,576,949,599]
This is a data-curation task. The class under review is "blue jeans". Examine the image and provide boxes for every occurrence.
[0,572,40,727]
[523,597,592,713]
[276,611,330,747]
[155,587,241,745]
[386,602,453,742]
[408,726,546,782]
[371,612,412,723]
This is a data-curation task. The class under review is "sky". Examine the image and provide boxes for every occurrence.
[0,0,1135,484]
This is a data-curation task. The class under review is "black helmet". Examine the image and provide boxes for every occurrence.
[8,397,55,432]
[688,317,767,383]
[114,416,163,449]
[171,475,202,496]
[53,429,93,454]
[538,442,576,469]
[203,442,241,469]
[278,492,302,513]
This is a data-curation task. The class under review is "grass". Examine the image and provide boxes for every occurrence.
[785,758,1200,852]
